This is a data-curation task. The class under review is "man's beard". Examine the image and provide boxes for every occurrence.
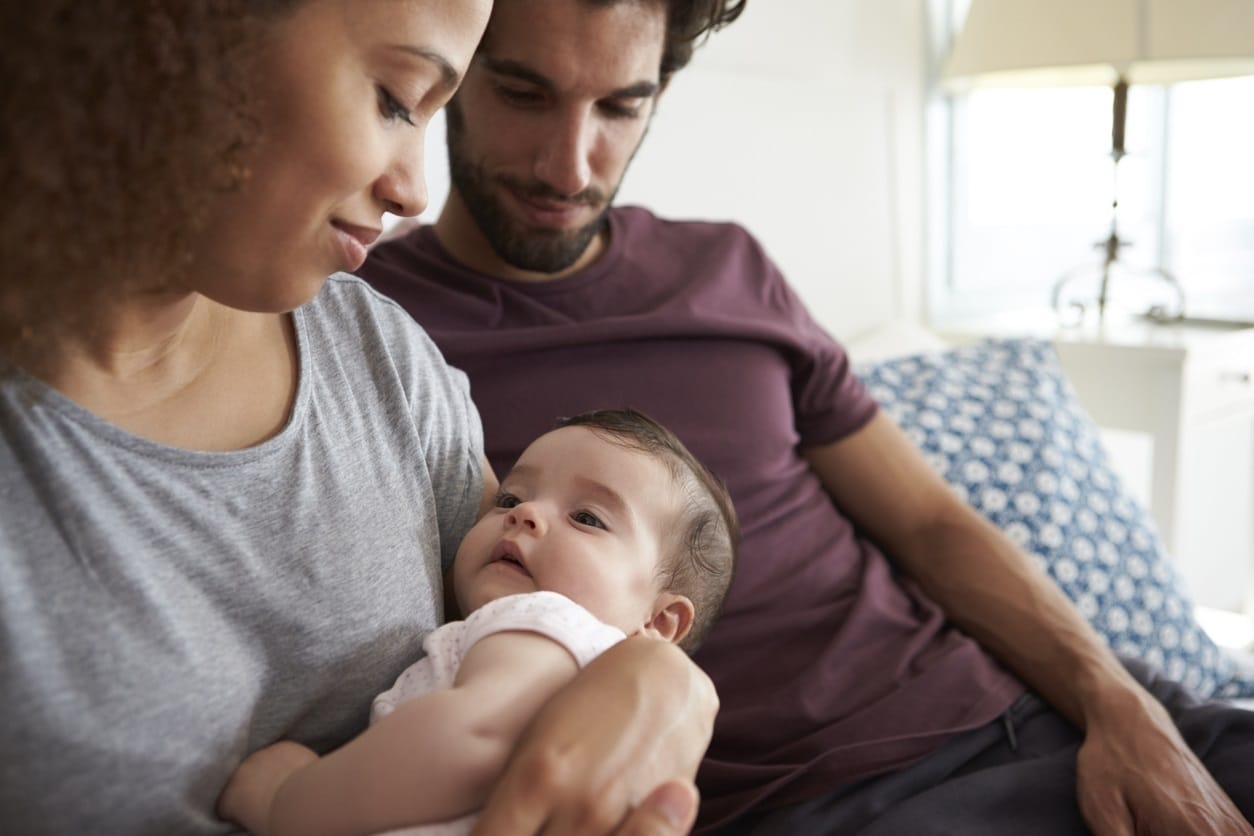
[446,105,615,275]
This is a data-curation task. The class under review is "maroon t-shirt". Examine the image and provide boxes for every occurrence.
[360,207,1024,828]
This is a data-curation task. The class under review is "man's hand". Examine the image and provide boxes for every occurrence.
[613,783,701,835]
[470,637,717,836]
[1076,694,1253,836]
[216,741,319,836]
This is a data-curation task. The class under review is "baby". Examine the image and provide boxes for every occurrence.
[218,408,739,836]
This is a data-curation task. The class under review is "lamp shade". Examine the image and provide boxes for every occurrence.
[943,0,1254,89]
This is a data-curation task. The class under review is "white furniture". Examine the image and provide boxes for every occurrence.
[938,311,1254,616]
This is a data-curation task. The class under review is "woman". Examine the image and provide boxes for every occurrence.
[0,2,713,833]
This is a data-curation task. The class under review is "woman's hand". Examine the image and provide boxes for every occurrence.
[216,741,319,836]
[470,636,718,836]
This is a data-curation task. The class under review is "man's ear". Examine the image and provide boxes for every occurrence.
[641,593,695,644]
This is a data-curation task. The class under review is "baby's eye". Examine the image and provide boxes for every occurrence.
[571,510,605,529]
[495,492,521,509]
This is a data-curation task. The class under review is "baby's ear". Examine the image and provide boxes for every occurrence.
[641,593,695,644]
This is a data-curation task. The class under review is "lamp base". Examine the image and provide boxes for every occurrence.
[1051,76,1187,325]
[1050,242,1186,325]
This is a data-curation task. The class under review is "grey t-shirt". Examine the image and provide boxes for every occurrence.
[0,274,484,834]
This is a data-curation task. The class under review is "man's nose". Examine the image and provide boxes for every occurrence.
[533,108,595,198]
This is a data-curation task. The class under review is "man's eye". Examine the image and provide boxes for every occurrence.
[571,510,605,529]
[498,86,545,106]
[377,86,415,126]
[495,492,521,509]
[599,100,640,120]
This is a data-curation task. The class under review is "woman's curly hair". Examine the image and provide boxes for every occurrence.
[0,0,300,368]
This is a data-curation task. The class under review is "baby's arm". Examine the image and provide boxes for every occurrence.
[218,631,580,836]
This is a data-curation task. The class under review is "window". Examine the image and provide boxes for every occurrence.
[930,3,1254,323]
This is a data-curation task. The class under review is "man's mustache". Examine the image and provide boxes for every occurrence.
[498,175,605,208]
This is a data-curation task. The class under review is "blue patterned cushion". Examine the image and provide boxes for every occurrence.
[856,337,1254,699]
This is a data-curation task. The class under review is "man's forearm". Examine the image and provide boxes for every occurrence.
[896,503,1151,728]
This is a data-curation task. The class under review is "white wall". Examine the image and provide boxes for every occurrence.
[617,0,928,341]
[413,0,929,343]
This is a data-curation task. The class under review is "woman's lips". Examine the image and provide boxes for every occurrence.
[330,221,381,271]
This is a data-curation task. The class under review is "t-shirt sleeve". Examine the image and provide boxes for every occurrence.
[460,592,627,668]
[748,238,879,448]
[346,276,487,571]
[409,352,484,571]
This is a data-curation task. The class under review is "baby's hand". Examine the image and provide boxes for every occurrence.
[217,740,319,836]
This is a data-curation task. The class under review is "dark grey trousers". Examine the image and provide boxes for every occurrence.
[707,659,1254,835]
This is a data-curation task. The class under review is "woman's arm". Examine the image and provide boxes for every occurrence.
[471,636,717,836]
[218,631,579,836]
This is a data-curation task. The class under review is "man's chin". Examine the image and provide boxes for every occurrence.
[493,222,603,275]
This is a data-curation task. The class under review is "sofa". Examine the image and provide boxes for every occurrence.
[845,324,1254,707]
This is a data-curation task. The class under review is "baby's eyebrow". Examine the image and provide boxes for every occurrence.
[505,465,633,519]
[569,475,631,519]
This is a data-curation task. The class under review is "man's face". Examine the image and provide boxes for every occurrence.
[441,0,666,277]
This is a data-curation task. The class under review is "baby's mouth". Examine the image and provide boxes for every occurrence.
[491,542,531,576]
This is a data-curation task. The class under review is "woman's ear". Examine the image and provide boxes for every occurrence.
[641,593,695,644]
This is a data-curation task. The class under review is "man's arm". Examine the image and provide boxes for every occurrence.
[803,411,1251,835]
[218,631,580,836]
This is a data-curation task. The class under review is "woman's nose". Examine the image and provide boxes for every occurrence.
[375,137,429,218]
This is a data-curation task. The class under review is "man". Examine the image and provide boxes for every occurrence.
[361,0,1254,832]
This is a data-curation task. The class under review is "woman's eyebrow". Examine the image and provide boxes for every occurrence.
[390,44,461,95]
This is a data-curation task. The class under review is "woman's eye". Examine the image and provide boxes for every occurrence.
[571,510,605,529]
[377,86,415,126]
[495,492,520,509]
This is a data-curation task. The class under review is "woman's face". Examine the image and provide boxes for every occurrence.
[187,0,490,313]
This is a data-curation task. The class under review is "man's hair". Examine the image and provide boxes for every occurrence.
[577,0,746,84]
[0,0,301,370]
[655,0,747,83]
[558,408,739,652]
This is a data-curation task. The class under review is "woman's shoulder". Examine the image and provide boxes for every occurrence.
[303,273,447,367]
[311,272,425,332]
[300,273,479,446]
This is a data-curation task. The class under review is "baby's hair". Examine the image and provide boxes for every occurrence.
[557,408,738,652]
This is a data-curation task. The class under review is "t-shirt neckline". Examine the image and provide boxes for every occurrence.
[421,210,627,296]
[6,307,312,466]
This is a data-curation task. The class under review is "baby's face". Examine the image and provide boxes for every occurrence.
[453,426,680,634]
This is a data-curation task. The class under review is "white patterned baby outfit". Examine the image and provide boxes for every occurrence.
[371,591,627,835]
